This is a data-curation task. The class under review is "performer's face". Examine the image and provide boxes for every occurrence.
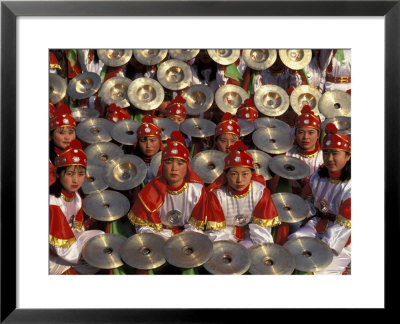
[162,158,187,187]
[138,136,161,157]
[59,165,86,194]
[295,127,319,151]
[168,115,186,125]
[216,133,239,153]
[226,166,252,192]
[323,149,350,173]
[51,126,76,149]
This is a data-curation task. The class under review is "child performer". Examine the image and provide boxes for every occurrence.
[213,112,241,154]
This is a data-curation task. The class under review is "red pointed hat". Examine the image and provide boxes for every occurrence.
[322,123,351,152]
[295,105,321,130]
[105,103,131,123]
[136,115,162,139]
[49,51,61,70]
[237,98,258,121]
[49,103,76,131]
[224,140,254,170]
[54,139,87,168]
[162,130,190,162]
[165,95,187,118]
[215,112,241,137]
[49,100,55,118]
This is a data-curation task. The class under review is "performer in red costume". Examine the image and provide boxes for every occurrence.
[105,103,131,124]
[213,112,241,154]
[165,95,187,126]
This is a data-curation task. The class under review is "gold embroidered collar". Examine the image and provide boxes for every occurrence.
[227,182,252,199]
[167,182,188,196]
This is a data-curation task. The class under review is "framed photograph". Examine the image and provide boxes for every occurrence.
[1,0,396,322]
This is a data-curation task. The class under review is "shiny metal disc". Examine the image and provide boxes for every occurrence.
[321,116,351,135]
[271,192,310,223]
[85,142,124,167]
[70,107,100,123]
[157,59,193,90]
[180,118,216,138]
[254,117,292,132]
[248,243,295,275]
[67,72,101,100]
[76,118,114,144]
[182,84,214,115]
[49,73,67,104]
[100,76,132,108]
[81,165,109,195]
[207,49,240,65]
[153,117,180,141]
[204,240,251,275]
[252,127,293,154]
[290,85,321,116]
[283,237,334,272]
[127,77,165,111]
[97,49,132,67]
[215,84,249,115]
[82,233,126,269]
[163,232,213,269]
[190,150,226,183]
[279,49,312,70]
[150,151,163,177]
[111,119,141,145]
[247,149,272,181]
[268,155,310,180]
[242,49,277,70]
[104,154,147,191]
[238,118,255,136]
[168,49,200,61]
[120,233,166,270]
[83,190,131,222]
[254,84,290,117]
[133,49,168,66]
[318,90,351,118]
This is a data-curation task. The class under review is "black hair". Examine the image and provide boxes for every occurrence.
[318,154,351,181]
[49,129,57,165]
[49,165,86,198]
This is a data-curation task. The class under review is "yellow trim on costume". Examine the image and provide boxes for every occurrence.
[73,221,83,229]
[167,182,188,195]
[61,193,74,203]
[328,178,343,185]
[226,182,252,199]
[296,146,319,159]
[189,217,206,230]
[138,193,163,213]
[252,216,281,228]
[129,211,163,231]
[50,63,61,70]
[336,214,351,229]
[206,220,226,230]
[49,235,76,249]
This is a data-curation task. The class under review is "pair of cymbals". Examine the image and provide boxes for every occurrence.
[252,127,293,154]
[254,85,290,117]
[254,117,292,133]
[247,149,272,181]
[242,49,277,71]
[215,84,249,115]
[237,118,255,136]
[100,77,132,108]
[180,118,216,138]
[248,242,295,275]
[157,59,193,91]
[321,116,351,135]
[81,165,109,195]
[318,90,351,118]
[83,190,130,222]
[271,192,310,223]
[150,151,163,177]
[133,49,168,66]
[290,85,322,116]
[182,84,214,115]
[283,237,334,272]
[269,155,310,180]
[85,142,124,167]
[97,49,132,67]
[67,72,101,100]
[70,107,100,123]
[153,117,180,141]
[279,49,312,70]
[76,118,114,144]
[111,119,141,145]
[49,73,67,104]
[128,77,165,111]
[169,49,200,62]
[190,150,226,184]
[207,49,240,66]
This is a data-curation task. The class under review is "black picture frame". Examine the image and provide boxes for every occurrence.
[1,0,397,322]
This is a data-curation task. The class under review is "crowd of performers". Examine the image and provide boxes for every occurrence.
[49,49,351,275]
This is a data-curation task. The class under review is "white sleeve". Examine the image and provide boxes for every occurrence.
[321,222,351,255]
[135,225,173,239]
[248,224,274,244]
[183,223,203,233]
[205,228,235,242]
[319,49,333,72]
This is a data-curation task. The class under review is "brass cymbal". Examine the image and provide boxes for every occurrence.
[237,118,255,136]
[76,118,114,144]
[163,231,213,269]
[85,142,124,167]
[120,233,166,270]
[203,240,251,275]
[254,85,290,117]
[283,237,334,272]
[127,77,165,111]
[49,73,67,104]
[70,107,100,123]
[82,233,126,269]
[182,84,214,115]
[290,85,321,116]
[83,190,130,222]
[242,49,277,70]
[207,49,240,65]
[190,150,226,183]
[97,49,132,67]
[247,149,272,181]
[160,210,185,227]
[268,155,310,180]
[279,49,312,70]
[157,59,193,90]
[271,192,310,223]
[67,72,101,100]
[252,127,293,154]
[168,49,200,61]
[180,118,216,138]
[215,84,249,115]
[81,165,109,195]
[321,116,351,135]
[254,117,292,132]
[153,117,180,141]
[100,76,132,108]
[111,119,141,145]
[248,242,295,275]
[133,49,168,66]
[104,154,147,191]
[150,151,163,177]
[318,90,351,118]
